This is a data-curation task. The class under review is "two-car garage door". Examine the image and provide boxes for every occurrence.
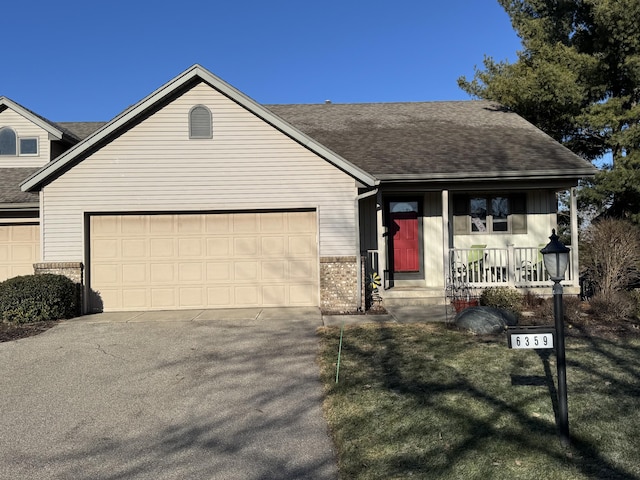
[89,211,318,312]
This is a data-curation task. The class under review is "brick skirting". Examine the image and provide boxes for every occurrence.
[320,256,359,312]
[33,262,84,284]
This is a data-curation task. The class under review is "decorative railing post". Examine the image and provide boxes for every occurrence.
[507,244,516,286]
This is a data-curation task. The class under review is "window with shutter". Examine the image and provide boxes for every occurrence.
[189,105,212,139]
[452,193,527,234]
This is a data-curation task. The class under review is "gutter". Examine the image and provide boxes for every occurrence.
[355,188,379,311]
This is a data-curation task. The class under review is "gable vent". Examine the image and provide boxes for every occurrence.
[189,105,212,139]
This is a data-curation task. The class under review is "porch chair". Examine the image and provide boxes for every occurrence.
[467,244,486,283]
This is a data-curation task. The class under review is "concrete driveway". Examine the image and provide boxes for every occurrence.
[0,308,338,480]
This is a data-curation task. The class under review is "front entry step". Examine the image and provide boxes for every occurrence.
[381,287,446,306]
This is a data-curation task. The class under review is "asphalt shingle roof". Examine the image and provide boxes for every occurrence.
[0,168,39,204]
[56,122,107,140]
[267,101,594,179]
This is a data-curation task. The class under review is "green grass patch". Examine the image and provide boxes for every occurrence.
[318,323,640,480]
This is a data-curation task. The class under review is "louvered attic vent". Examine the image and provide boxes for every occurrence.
[189,105,212,139]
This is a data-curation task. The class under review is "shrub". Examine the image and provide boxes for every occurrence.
[589,292,637,323]
[479,287,523,314]
[0,274,79,324]
[581,218,640,298]
[536,295,584,324]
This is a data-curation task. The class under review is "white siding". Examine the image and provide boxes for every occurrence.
[42,82,358,262]
[0,108,50,167]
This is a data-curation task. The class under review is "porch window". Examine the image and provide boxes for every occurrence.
[454,193,526,234]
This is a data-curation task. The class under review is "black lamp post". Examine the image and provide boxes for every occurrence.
[540,229,571,447]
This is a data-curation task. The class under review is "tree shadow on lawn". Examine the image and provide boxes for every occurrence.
[326,323,639,480]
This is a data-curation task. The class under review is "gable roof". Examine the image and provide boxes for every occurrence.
[267,101,597,182]
[20,65,378,192]
[0,97,80,144]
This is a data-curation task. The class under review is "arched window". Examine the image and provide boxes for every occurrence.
[0,127,17,156]
[189,105,212,139]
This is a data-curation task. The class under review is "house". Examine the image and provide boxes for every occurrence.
[1,65,595,314]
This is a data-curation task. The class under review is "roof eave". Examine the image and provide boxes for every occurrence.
[0,202,39,211]
[0,97,65,140]
[378,168,597,183]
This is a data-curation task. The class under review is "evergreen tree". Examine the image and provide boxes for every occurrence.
[458,0,640,224]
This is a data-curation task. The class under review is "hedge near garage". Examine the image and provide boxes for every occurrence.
[0,274,79,324]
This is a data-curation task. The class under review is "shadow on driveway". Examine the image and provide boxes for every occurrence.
[0,308,337,480]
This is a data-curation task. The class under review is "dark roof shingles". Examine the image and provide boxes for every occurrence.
[267,101,594,178]
[0,168,39,204]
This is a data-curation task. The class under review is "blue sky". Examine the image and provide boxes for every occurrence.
[2,1,521,121]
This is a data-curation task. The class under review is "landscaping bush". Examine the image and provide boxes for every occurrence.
[0,274,79,324]
[581,218,640,298]
[589,291,637,323]
[479,287,523,314]
[535,295,584,324]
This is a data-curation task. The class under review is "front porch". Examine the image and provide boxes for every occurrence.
[365,244,579,308]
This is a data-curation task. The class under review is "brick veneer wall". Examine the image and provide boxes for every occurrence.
[33,262,84,284]
[320,256,359,312]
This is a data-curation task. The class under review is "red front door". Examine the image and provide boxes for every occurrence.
[391,209,419,273]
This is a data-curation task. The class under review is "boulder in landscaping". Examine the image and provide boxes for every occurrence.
[455,306,518,334]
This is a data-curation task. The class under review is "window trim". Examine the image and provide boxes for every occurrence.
[189,105,213,139]
[453,193,527,235]
[19,137,39,156]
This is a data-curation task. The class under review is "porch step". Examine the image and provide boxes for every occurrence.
[381,287,447,306]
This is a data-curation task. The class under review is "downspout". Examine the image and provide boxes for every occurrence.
[355,188,379,311]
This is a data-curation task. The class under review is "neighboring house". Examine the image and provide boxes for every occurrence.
[1,65,595,314]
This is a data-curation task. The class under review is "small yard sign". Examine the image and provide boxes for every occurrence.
[507,325,555,350]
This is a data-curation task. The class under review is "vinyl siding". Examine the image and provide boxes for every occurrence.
[0,108,50,167]
[41,82,358,262]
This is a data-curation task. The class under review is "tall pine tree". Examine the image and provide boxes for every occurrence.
[459,0,640,223]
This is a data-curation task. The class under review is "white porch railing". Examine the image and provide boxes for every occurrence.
[449,246,573,288]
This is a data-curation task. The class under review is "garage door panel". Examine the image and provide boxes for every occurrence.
[179,263,203,281]
[234,214,259,233]
[235,262,258,281]
[290,284,316,304]
[150,263,176,283]
[262,261,286,280]
[234,237,258,256]
[178,238,203,256]
[151,288,175,308]
[262,285,286,305]
[207,262,231,281]
[123,289,148,309]
[150,238,174,257]
[90,211,318,311]
[122,239,146,257]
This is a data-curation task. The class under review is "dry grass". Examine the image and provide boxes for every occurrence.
[318,322,640,480]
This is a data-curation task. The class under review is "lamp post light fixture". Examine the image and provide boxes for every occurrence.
[540,229,571,447]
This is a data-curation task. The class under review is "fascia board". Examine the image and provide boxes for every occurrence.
[378,168,597,183]
[0,202,39,211]
[0,97,64,140]
[21,65,378,192]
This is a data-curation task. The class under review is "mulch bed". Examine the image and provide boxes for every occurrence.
[0,321,59,343]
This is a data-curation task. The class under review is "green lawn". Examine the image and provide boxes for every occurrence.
[318,323,640,480]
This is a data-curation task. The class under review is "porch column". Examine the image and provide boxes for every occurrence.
[376,190,388,289]
[570,187,579,285]
[441,189,450,286]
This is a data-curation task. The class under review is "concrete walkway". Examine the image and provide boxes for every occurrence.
[0,307,337,480]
